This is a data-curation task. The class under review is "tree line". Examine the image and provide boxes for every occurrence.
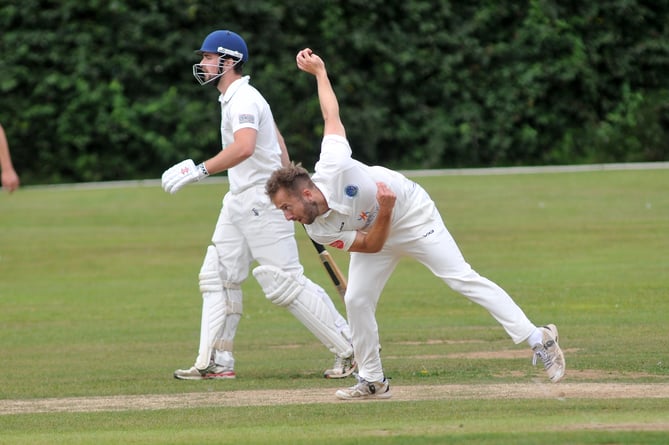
[1,0,667,184]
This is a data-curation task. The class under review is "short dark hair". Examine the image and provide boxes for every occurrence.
[232,60,244,74]
[266,162,313,200]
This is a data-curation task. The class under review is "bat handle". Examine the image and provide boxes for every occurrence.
[303,224,326,253]
[310,238,326,254]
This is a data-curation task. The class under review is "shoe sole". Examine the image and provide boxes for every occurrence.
[324,365,357,379]
[174,372,236,380]
[544,324,566,383]
[335,383,392,400]
[324,372,355,379]
[205,372,236,379]
[335,390,392,400]
[546,324,559,342]
[174,374,205,380]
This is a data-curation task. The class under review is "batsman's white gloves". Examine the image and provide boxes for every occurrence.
[161,159,209,194]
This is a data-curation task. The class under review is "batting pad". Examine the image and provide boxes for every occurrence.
[194,246,242,369]
[253,265,353,358]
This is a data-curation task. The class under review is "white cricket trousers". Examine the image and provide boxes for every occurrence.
[212,185,305,281]
[345,186,536,383]
[210,185,348,339]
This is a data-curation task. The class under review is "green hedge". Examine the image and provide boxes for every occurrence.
[1,0,668,184]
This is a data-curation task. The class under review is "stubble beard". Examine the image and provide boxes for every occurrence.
[301,199,321,225]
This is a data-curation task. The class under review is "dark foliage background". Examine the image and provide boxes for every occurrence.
[1,0,668,184]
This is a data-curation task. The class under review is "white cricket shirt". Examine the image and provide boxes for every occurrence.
[307,135,427,251]
[219,76,283,193]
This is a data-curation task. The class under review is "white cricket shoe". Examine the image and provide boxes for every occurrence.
[173,362,236,380]
[323,353,356,379]
[532,324,565,382]
[335,375,392,400]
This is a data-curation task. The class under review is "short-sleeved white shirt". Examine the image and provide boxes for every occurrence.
[306,135,426,251]
[219,76,283,193]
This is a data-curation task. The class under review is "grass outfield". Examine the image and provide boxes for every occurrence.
[1,167,668,444]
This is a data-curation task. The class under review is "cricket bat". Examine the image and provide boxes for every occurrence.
[308,238,348,303]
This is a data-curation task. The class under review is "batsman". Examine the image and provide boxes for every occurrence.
[161,30,355,380]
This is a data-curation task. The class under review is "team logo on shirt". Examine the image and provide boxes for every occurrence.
[239,114,255,124]
[344,185,358,198]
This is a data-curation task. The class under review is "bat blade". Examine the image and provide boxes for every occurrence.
[317,249,347,302]
[303,226,348,303]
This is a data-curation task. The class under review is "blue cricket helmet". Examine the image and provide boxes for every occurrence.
[196,30,249,63]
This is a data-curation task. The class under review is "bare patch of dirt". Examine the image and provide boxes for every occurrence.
[2,382,669,415]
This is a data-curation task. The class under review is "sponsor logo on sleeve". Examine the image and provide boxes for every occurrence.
[329,240,345,250]
[239,114,255,124]
[357,205,378,230]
